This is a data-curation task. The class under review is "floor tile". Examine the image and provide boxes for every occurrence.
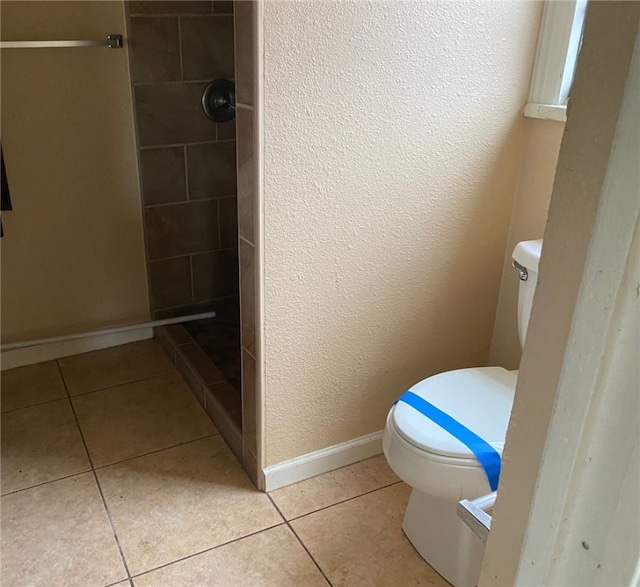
[133,525,328,587]
[270,455,400,520]
[72,371,217,468]
[97,436,283,575]
[1,473,127,587]
[1,360,67,412]
[1,399,91,494]
[291,483,450,587]
[58,340,174,396]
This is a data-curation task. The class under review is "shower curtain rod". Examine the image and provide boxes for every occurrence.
[0,35,123,49]
[0,311,216,352]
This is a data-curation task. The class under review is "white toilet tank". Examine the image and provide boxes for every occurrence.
[512,239,543,349]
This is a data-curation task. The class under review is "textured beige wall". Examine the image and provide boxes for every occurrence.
[261,0,543,466]
[489,118,564,369]
[0,1,149,342]
[481,4,640,584]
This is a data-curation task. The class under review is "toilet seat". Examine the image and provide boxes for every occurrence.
[391,366,517,460]
[384,410,491,499]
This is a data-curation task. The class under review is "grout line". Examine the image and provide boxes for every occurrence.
[189,255,196,303]
[1,395,70,415]
[0,457,398,505]
[265,493,287,523]
[93,434,219,472]
[65,369,175,400]
[58,360,72,398]
[243,346,257,362]
[152,293,238,313]
[177,17,184,81]
[149,249,236,264]
[104,579,133,587]
[267,494,333,587]
[283,480,404,524]
[168,326,196,347]
[268,453,396,497]
[145,194,236,209]
[183,145,190,201]
[289,525,334,587]
[129,13,230,18]
[3,364,221,497]
[217,198,222,249]
[139,139,235,150]
[55,362,134,582]
[0,470,91,498]
[129,522,286,581]
[133,79,213,87]
[238,235,255,247]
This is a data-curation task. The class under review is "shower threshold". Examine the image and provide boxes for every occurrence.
[156,321,243,463]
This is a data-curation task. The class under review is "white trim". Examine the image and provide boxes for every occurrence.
[529,0,587,106]
[559,0,588,103]
[263,431,384,492]
[523,103,567,122]
[0,327,153,371]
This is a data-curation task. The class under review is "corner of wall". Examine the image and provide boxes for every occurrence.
[488,118,565,370]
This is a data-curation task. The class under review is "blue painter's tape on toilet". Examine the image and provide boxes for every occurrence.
[395,391,501,491]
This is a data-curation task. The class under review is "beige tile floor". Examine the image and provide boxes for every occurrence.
[1,340,450,587]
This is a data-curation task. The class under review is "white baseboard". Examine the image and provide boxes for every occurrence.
[0,327,153,371]
[263,430,384,492]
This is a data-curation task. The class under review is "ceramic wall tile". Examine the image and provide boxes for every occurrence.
[218,195,238,248]
[180,16,235,81]
[139,147,187,205]
[145,200,219,259]
[236,108,254,243]
[192,249,239,301]
[186,141,237,200]
[129,17,181,83]
[241,348,256,457]
[148,256,192,309]
[239,239,255,354]
[135,83,217,146]
[234,2,254,106]
[129,1,211,15]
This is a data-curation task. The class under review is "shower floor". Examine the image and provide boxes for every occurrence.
[184,316,241,395]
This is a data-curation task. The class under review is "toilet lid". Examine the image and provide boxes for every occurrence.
[391,367,517,459]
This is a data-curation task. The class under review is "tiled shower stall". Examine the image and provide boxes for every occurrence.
[126,0,259,485]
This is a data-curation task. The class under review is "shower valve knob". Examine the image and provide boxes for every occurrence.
[202,79,236,123]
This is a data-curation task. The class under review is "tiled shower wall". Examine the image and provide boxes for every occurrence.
[127,0,239,319]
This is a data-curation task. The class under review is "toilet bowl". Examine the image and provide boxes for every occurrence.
[383,367,516,586]
[383,240,542,587]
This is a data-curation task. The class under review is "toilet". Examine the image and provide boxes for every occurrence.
[383,239,542,587]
